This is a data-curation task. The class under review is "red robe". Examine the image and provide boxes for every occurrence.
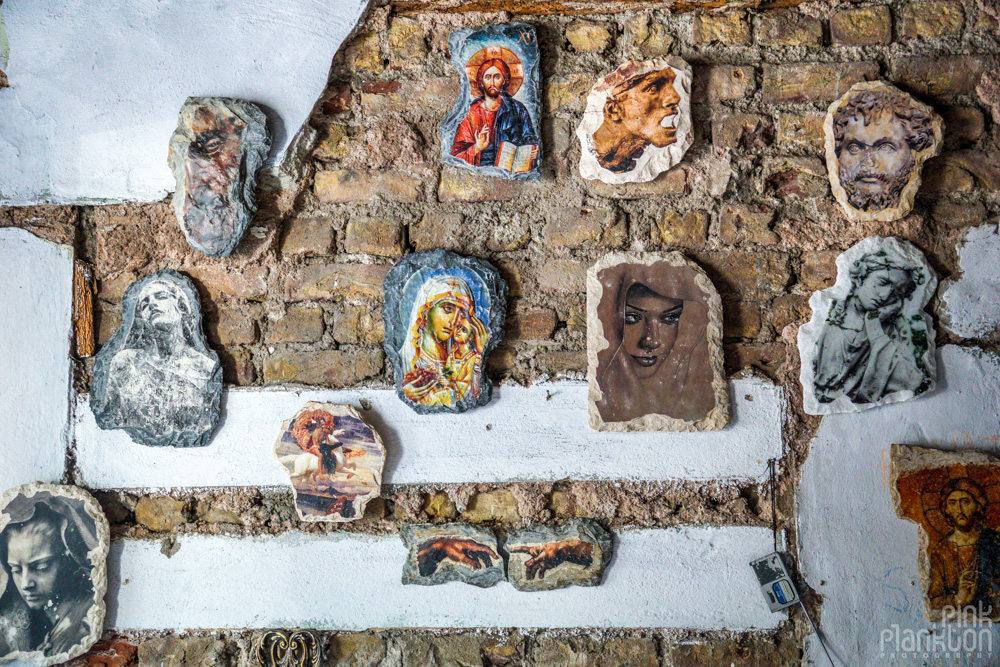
[451,101,500,166]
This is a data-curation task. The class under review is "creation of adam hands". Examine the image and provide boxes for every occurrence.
[509,539,594,580]
[417,537,500,576]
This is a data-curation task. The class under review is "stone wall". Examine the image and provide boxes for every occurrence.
[3,0,1000,664]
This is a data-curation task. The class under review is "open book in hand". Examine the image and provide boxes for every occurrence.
[495,142,536,175]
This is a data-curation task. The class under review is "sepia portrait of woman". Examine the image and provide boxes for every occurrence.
[593,259,718,425]
[0,491,102,661]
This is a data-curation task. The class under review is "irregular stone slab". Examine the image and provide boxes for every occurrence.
[383,250,508,414]
[0,483,110,666]
[273,402,384,523]
[798,236,937,415]
[587,252,729,431]
[505,519,613,592]
[440,23,542,180]
[576,58,693,185]
[168,97,270,257]
[825,81,943,223]
[400,523,503,588]
[90,270,222,447]
[891,444,1000,621]
[252,629,322,666]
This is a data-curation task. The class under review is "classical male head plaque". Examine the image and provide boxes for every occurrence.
[273,402,385,523]
[506,519,613,592]
[440,23,541,180]
[383,250,508,414]
[169,97,271,257]
[576,58,693,184]
[891,444,1000,621]
[0,484,109,666]
[825,81,943,222]
[401,523,504,588]
[798,237,937,415]
[91,270,222,447]
[587,252,729,432]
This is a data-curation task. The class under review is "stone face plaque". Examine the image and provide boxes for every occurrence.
[825,81,943,223]
[440,23,542,180]
[273,402,385,523]
[0,484,110,666]
[383,250,508,414]
[798,236,937,415]
[576,58,693,185]
[892,445,1000,621]
[506,519,613,592]
[169,97,271,257]
[401,523,504,588]
[91,270,222,447]
[587,252,729,431]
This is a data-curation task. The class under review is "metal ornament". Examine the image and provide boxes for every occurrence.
[252,630,322,667]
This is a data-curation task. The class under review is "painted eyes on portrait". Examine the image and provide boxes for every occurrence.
[439,303,458,315]
[7,554,57,576]
[624,307,681,326]
[846,139,900,155]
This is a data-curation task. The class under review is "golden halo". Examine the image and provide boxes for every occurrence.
[920,465,1000,537]
[464,46,524,98]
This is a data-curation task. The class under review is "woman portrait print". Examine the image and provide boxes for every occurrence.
[400,274,490,407]
[595,260,716,423]
[0,491,101,661]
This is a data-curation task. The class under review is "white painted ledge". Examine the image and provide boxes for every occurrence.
[105,527,780,631]
[74,378,784,488]
[0,229,73,488]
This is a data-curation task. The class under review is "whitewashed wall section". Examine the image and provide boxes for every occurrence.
[0,0,368,205]
[939,222,1000,339]
[74,378,784,488]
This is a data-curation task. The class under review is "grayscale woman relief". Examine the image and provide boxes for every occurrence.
[90,269,222,447]
[0,484,109,666]
[798,236,938,415]
[587,252,729,432]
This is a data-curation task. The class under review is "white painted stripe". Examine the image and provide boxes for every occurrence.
[74,379,783,488]
[106,527,780,631]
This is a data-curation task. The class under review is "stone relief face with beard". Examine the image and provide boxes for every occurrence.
[826,83,941,222]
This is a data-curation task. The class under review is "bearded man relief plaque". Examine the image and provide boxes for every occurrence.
[383,250,508,414]
[825,81,943,222]
[577,58,693,184]
[587,252,729,432]
[169,97,271,257]
[90,270,222,447]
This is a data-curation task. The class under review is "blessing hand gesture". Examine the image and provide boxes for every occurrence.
[510,539,594,580]
[417,537,500,577]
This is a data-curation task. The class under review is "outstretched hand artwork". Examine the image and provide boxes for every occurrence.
[506,519,613,591]
[401,523,504,587]
[273,402,385,523]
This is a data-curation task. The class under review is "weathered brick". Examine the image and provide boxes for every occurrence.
[313,124,348,162]
[486,346,518,375]
[314,169,422,204]
[756,9,823,47]
[542,205,616,248]
[719,203,778,245]
[280,217,334,256]
[945,151,1000,191]
[690,251,791,298]
[332,303,385,345]
[537,259,587,293]
[627,15,674,57]
[462,489,521,523]
[771,293,811,333]
[388,17,427,68]
[656,210,710,247]
[545,73,593,112]
[0,205,78,246]
[345,31,382,73]
[695,11,751,45]
[344,217,404,257]
[318,81,351,117]
[266,306,325,344]
[329,633,387,667]
[800,251,839,290]
[205,307,258,346]
[186,265,268,301]
[139,637,226,667]
[723,300,761,338]
[724,342,786,379]
[284,263,389,302]
[920,158,975,195]
[510,304,558,340]
[410,213,467,252]
[762,62,878,103]
[776,112,825,151]
[423,491,458,519]
[931,199,986,228]
[693,65,754,104]
[599,638,658,667]
[942,107,985,146]
[97,271,136,304]
[264,348,384,387]
[585,167,686,199]
[565,19,613,52]
[496,260,525,298]
[713,112,772,150]
[218,347,256,385]
[891,57,985,97]
[135,497,186,532]
[974,12,999,32]
[438,168,544,202]
[96,307,122,346]
[765,155,828,199]
[900,1,965,39]
[831,6,893,46]
[361,77,453,115]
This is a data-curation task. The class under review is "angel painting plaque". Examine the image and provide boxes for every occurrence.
[383,250,508,414]
[440,23,541,180]
[273,402,385,523]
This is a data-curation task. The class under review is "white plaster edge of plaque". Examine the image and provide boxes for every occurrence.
[105,527,781,631]
[938,221,1000,339]
[586,252,730,432]
[824,80,944,224]
[576,58,692,185]
[797,236,938,416]
[0,228,73,489]
[0,483,110,667]
[72,378,782,489]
